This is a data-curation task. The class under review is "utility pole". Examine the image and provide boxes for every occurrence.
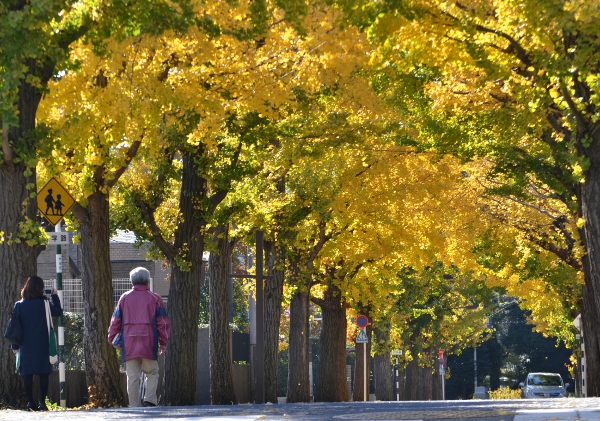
[229,231,271,404]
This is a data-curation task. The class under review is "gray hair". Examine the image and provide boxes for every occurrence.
[130,267,151,285]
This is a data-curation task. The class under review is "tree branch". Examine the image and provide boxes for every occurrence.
[57,25,90,50]
[208,140,243,211]
[482,204,582,272]
[559,84,589,151]
[70,201,89,226]
[442,9,533,74]
[501,194,564,221]
[472,23,534,71]
[135,194,177,260]
[546,112,571,140]
[307,222,330,268]
[106,139,142,189]
[311,296,325,307]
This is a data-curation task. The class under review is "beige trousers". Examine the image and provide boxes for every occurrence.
[125,358,159,407]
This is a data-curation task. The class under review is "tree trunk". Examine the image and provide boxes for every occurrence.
[314,284,348,402]
[577,147,600,397]
[421,364,432,400]
[352,324,372,402]
[77,191,124,406]
[209,225,237,405]
[581,281,600,397]
[398,367,406,400]
[264,240,285,403]
[0,59,50,406]
[0,166,37,406]
[163,153,205,405]
[373,326,392,401]
[404,358,419,401]
[430,358,442,400]
[286,288,311,402]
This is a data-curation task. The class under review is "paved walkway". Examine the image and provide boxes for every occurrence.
[2,399,600,421]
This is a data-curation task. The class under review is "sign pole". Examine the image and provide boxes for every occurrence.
[395,357,399,401]
[440,360,445,401]
[364,342,367,402]
[37,177,75,408]
[439,349,445,401]
[474,347,477,397]
[228,235,273,405]
[355,315,369,402]
[55,221,66,407]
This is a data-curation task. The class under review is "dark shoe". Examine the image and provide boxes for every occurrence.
[38,403,48,411]
[142,401,156,407]
[26,402,39,411]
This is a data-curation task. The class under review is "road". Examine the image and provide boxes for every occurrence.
[2,398,600,421]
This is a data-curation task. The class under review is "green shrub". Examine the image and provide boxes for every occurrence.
[61,312,85,370]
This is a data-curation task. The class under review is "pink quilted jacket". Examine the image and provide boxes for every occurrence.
[108,284,170,361]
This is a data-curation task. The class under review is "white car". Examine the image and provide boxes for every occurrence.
[520,372,569,398]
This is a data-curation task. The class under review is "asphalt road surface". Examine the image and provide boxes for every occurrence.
[2,398,600,421]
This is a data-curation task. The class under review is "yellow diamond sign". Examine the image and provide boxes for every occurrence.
[37,178,75,226]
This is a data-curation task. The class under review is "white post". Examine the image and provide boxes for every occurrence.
[395,357,399,401]
[55,222,66,407]
[309,361,313,401]
[442,372,445,400]
[474,347,477,397]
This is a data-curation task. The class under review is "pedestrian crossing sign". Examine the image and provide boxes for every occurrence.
[37,178,75,226]
[356,328,369,344]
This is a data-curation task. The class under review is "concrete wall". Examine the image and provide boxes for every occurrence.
[233,364,251,403]
[195,327,253,405]
[47,354,166,408]
[196,328,211,404]
[43,330,249,407]
[37,242,71,281]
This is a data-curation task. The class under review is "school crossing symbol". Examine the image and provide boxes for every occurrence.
[37,178,75,226]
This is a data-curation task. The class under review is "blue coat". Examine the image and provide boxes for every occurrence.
[10,295,63,375]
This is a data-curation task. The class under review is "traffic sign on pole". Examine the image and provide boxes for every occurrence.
[37,178,75,226]
[356,315,369,328]
[356,328,369,343]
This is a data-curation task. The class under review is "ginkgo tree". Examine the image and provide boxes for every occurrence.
[294,125,579,400]
[330,0,597,393]
[0,0,193,406]
[314,150,494,401]
[39,0,378,405]
[248,121,490,401]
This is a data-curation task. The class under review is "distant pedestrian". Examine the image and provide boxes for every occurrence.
[108,267,170,407]
[9,276,62,411]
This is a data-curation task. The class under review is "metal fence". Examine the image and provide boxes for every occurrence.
[44,278,153,314]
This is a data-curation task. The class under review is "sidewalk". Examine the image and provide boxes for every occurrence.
[2,399,600,421]
[514,408,600,421]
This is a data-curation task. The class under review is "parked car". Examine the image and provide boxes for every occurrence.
[519,372,569,398]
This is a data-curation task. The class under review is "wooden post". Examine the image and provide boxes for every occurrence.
[363,342,367,402]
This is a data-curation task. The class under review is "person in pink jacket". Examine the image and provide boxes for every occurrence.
[108,267,170,407]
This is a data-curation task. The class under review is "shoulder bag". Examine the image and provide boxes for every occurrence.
[44,300,58,364]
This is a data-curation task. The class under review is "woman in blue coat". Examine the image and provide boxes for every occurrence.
[10,276,62,411]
